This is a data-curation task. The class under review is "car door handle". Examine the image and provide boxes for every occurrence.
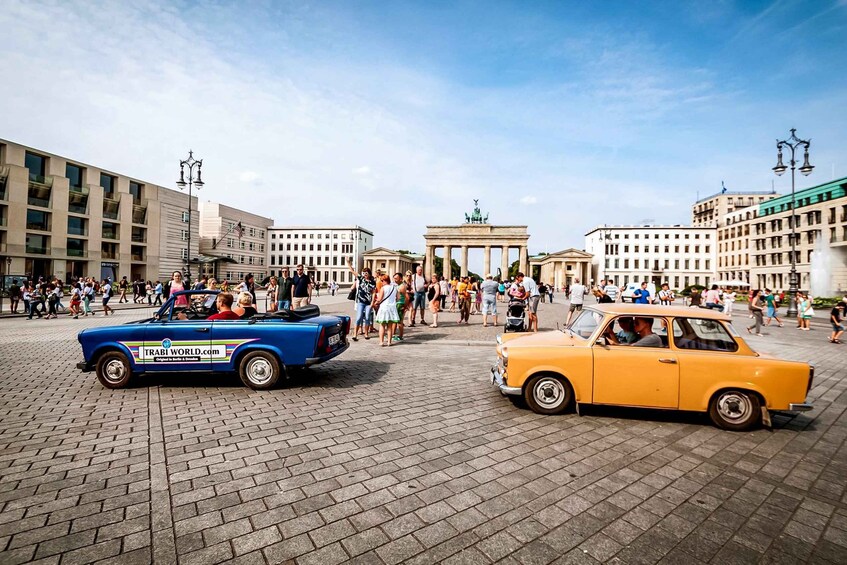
[658,358,677,364]
[195,327,209,333]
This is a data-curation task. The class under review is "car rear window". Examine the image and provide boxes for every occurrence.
[672,318,739,352]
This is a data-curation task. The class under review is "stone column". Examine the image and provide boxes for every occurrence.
[519,246,528,276]
[501,246,510,278]
[461,246,469,277]
[483,246,491,277]
[425,245,435,278]
[443,245,452,279]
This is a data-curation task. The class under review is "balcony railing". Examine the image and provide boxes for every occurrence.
[103,198,120,220]
[101,250,118,260]
[131,233,146,243]
[132,204,147,225]
[28,173,54,187]
[131,253,145,262]
[102,228,119,240]
[67,248,87,258]
[27,184,52,208]
[26,244,49,255]
[0,165,8,200]
[68,185,90,215]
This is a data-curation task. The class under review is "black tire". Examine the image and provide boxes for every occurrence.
[708,389,761,431]
[239,351,282,390]
[96,351,132,389]
[524,374,573,415]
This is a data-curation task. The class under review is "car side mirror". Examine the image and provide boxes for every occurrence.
[595,337,608,346]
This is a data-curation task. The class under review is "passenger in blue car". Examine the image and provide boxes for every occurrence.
[208,293,240,320]
[233,292,258,319]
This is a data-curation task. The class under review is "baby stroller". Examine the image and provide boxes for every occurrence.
[505,298,527,332]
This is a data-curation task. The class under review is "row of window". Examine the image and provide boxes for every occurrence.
[270,231,364,240]
[604,244,711,255]
[269,242,355,253]
[762,191,841,216]
[23,232,144,260]
[605,258,711,270]
[24,151,138,203]
[270,254,353,266]
[226,222,264,239]
[604,232,711,241]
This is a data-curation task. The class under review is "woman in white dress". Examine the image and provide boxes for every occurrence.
[374,274,400,346]
[723,289,736,316]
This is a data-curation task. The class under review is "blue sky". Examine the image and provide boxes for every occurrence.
[2,0,846,269]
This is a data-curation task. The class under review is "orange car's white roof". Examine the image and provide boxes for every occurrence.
[587,303,731,321]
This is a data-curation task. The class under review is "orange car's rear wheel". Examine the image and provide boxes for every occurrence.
[709,389,760,431]
[524,374,573,415]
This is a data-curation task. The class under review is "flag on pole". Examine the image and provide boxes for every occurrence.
[235,221,244,239]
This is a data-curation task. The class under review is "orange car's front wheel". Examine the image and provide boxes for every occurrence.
[524,374,573,415]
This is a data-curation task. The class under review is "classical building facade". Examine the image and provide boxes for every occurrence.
[716,206,758,285]
[0,138,198,283]
[267,226,373,285]
[749,176,847,294]
[691,189,778,227]
[361,248,420,276]
[423,201,530,278]
[585,225,717,289]
[529,249,593,288]
[198,202,273,283]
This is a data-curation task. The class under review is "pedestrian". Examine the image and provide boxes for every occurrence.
[9,279,21,313]
[439,276,449,310]
[427,274,441,328]
[457,276,471,324]
[538,281,547,303]
[747,289,765,337]
[291,266,312,309]
[101,279,114,315]
[393,273,409,342]
[266,276,278,312]
[68,285,82,318]
[472,277,482,315]
[410,265,427,326]
[449,278,458,312]
[45,283,59,319]
[82,282,95,316]
[689,287,702,308]
[657,283,675,306]
[516,272,540,332]
[373,274,399,346]
[829,303,844,343]
[166,271,189,307]
[763,289,784,327]
[277,268,293,310]
[153,281,163,306]
[633,281,652,305]
[548,282,555,303]
[723,289,736,316]
[330,280,338,296]
[146,280,153,305]
[24,284,37,318]
[237,274,257,304]
[798,293,813,331]
[603,280,619,303]
[565,278,587,326]
[118,276,128,303]
[704,284,723,311]
[347,260,375,341]
[53,280,65,312]
[481,273,499,327]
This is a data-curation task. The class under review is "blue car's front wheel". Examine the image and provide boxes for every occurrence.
[96,351,132,389]
[239,351,281,390]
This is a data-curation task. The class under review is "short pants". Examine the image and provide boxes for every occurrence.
[482,296,497,315]
[413,291,426,309]
[568,303,583,313]
[528,296,540,314]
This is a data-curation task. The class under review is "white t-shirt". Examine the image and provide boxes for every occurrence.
[413,274,427,293]
[570,283,586,305]
[522,277,540,297]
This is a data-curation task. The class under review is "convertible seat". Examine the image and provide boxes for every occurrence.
[274,305,321,321]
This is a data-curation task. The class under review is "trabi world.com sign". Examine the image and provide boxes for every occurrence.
[139,339,226,363]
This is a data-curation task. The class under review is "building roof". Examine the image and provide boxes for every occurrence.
[759,176,847,217]
[269,225,374,235]
[585,224,710,236]
[530,248,593,263]
[694,190,776,204]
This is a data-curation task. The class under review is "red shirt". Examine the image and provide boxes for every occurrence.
[208,310,241,321]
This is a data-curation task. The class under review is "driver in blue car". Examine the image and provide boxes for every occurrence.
[207,293,240,320]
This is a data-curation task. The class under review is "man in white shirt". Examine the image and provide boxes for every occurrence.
[566,278,588,326]
[411,265,428,326]
[603,280,619,303]
[516,272,541,332]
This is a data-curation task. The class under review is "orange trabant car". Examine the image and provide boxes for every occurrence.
[491,303,813,430]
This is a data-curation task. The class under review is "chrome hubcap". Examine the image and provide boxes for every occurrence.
[247,358,273,385]
[104,359,125,383]
[717,392,751,422]
[533,378,565,409]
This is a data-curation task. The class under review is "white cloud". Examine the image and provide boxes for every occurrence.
[239,171,261,183]
[520,196,538,205]
[352,166,371,175]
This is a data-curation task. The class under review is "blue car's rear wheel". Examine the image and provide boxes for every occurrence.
[239,351,281,390]
[96,351,132,389]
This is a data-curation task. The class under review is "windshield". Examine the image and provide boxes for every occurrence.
[567,309,604,339]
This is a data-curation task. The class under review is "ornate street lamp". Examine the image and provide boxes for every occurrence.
[772,128,813,318]
[176,151,204,283]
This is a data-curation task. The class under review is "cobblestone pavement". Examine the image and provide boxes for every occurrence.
[0,299,845,565]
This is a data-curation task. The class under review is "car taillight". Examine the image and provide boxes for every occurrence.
[317,328,326,353]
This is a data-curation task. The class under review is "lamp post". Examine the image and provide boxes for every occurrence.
[772,128,814,318]
[176,151,204,283]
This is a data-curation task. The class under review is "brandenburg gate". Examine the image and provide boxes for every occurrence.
[424,201,530,278]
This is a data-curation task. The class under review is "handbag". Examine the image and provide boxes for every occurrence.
[347,284,357,301]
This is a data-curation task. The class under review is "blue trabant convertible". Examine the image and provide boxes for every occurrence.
[77,290,350,390]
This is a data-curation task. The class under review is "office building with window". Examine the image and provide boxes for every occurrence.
[585,225,717,290]
[267,226,373,285]
[198,201,273,283]
[0,138,198,283]
[749,176,847,293]
[716,206,758,285]
[691,190,778,228]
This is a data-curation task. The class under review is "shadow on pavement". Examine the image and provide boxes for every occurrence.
[139,359,390,390]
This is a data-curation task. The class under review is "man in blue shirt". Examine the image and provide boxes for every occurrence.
[292,265,313,309]
[633,282,652,304]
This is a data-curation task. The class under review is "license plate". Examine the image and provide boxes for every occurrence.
[328,334,341,346]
